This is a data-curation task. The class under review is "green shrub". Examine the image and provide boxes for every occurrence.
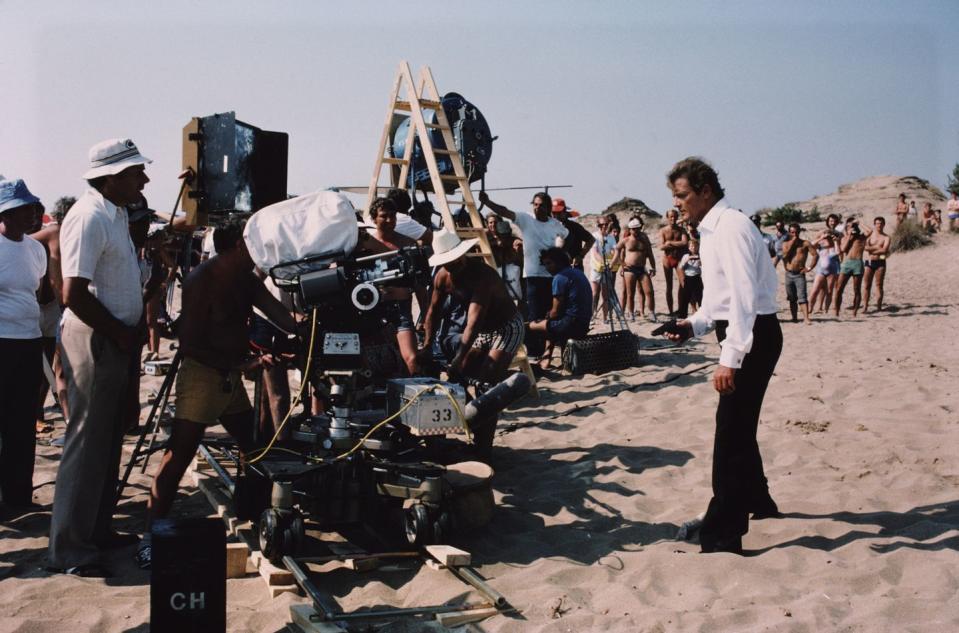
[761,205,804,226]
[891,219,933,252]
[804,206,822,223]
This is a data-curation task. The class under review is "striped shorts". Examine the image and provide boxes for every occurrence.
[472,312,525,355]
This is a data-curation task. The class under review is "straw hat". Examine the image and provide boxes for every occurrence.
[428,228,479,267]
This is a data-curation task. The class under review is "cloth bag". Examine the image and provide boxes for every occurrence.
[243,190,359,273]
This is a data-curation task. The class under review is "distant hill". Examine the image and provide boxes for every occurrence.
[789,175,947,220]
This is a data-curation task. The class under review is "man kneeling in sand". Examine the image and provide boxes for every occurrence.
[137,220,296,568]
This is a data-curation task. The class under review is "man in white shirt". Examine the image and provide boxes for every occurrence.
[479,191,568,357]
[48,138,151,577]
[662,157,782,555]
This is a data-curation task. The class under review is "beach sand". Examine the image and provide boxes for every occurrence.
[2,231,957,632]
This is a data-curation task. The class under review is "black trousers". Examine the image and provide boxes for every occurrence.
[524,276,553,356]
[700,314,782,547]
[0,337,43,505]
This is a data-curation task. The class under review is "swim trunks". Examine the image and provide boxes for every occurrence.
[663,254,680,269]
[839,258,864,277]
[865,259,886,270]
[784,270,808,304]
[623,264,647,276]
[472,312,524,355]
[174,357,252,425]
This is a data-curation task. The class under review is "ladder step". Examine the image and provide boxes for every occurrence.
[424,122,451,130]
[394,99,443,111]
[439,174,465,181]
[381,157,408,165]
[432,149,454,155]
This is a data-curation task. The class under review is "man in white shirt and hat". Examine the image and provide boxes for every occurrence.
[662,157,782,555]
[48,138,151,577]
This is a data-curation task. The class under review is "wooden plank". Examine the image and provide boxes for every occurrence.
[226,542,250,579]
[289,604,343,632]
[270,583,301,598]
[367,61,408,213]
[435,607,499,628]
[425,545,471,567]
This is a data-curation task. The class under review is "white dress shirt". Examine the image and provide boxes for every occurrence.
[686,200,779,368]
[60,188,144,326]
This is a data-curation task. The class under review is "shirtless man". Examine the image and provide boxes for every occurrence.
[863,216,891,313]
[833,220,868,317]
[947,191,959,231]
[614,218,657,320]
[418,229,522,384]
[28,200,67,430]
[894,193,908,228]
[658,208,688,315]
[921,202,940,232]
[138,219,296,569]
[780,223,819,324]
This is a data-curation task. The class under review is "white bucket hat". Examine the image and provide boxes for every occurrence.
[428,228,479,267]
[83,138,152,179]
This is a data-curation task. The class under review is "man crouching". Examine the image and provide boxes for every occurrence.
[137,219,296,568]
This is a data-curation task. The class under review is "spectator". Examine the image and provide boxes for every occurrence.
[479,191,568,358]
[659,208,689,315]
[0,179,47,514]
[588,214,619,322]
[530,247,592,370]
[947,191,959,231]
[48,138,152,577]
[551,197,595,270]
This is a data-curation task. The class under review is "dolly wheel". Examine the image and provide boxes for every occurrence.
[285,511,305,555]
[404,504,431,545]
[259,508,285,562]
[432,511,451,545]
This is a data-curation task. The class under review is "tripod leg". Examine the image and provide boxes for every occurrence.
[115,352,180,502]
[139,354,180,474]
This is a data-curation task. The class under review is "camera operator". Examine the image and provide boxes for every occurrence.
[832,219,867,318]
[359,197,422,375]
[418,229,523,384]
[138,219,296,569]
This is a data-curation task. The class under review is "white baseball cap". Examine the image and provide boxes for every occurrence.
[83,138,152,179]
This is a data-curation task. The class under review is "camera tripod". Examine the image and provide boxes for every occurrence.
[591,238,629,332]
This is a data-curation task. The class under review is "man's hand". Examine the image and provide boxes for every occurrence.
[661,319,693,343]
[713,365,737,395]
[478,191,490,206]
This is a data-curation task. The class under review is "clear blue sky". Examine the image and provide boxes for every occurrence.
[2,0,957,216]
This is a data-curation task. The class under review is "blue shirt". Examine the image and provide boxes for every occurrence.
[551,266,592,323]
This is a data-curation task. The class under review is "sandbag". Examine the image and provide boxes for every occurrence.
[243,190,359,272]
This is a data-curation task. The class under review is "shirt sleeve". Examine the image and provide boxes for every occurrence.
[60,212,107,280]
[394,213,427,240]
[552,274,568,297]
[512,212,531,235]
[714,224,760,368]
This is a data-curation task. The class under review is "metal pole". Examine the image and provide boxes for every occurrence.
[282,555,342,620]
[452,566,507,608]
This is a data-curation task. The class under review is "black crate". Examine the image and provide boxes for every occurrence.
[562,330,640,375]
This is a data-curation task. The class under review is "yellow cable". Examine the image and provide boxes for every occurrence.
[246,308,318,465]
[432,382,471,443]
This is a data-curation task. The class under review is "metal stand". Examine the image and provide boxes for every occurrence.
[116,351,182,502]
[592,238,629,332]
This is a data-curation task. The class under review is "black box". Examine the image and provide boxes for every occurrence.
[151,518,226,633]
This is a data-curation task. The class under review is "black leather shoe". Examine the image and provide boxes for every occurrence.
[751,498,782,520]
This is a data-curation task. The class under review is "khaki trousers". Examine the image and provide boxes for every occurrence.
[48,318,132,568]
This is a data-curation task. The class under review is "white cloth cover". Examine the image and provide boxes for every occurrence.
[244,190,359,272]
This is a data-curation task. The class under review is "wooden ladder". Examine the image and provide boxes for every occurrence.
[367,61,538,398]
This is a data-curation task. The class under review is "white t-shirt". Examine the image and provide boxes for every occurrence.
[589,232,618,271]
[394,213,428,240]
[0,233,47,338]
[512,212,568,278]
[60,188,144,326]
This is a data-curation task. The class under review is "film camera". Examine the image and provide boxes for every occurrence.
[235,196,527,560]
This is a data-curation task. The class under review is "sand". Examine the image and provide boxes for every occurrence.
[2,230,957,632]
